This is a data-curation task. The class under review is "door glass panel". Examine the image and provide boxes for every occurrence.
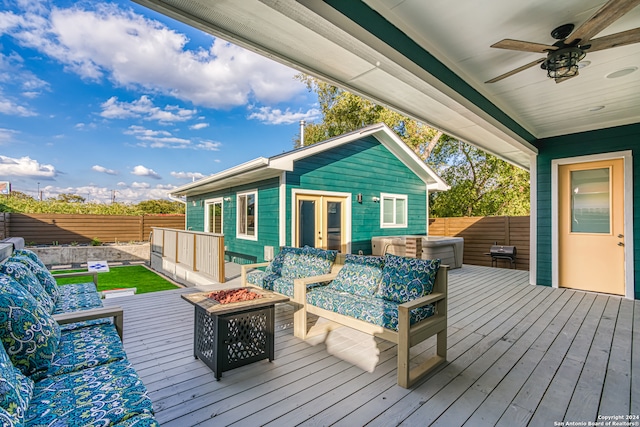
[571,168,610,233]
[326,201,342,251]
[208,202,222,234]
[298,200,316,247]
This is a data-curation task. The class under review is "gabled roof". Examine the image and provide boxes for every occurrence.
[171,123,448,197]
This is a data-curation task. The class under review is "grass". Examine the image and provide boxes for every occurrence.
[53,265,180,294]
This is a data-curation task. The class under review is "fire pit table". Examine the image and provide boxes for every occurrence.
[181,287,289,379]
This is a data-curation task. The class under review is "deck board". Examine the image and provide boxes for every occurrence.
[102,264,637,426]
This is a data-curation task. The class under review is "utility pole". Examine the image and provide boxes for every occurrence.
[111,190,116,204]
[37,182,40,200]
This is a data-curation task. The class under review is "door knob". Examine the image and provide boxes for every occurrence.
[618,234,624,238]
[618,242,625,247]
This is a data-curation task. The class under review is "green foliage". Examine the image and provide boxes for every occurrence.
[90,237,102,246]
[0,194,185,215]
[297,74,530,217]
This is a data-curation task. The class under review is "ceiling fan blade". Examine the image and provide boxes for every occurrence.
[587,27,640,51]
[485,58,546,83]
[490,39,557,53]
[568,0,640,45]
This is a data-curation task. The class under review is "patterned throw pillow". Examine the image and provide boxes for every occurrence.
[9,256,60,303]
[0,262,55,314]
[281,246,337,279]
[13,249,47,269]
[0,275,61,380]
[0,341,34,426]
[265,246,300,275]
[329,254,384,297]
[375,254,441,303]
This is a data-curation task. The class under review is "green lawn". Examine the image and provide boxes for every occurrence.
[53,265,180,294]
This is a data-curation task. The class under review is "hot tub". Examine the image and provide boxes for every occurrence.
[371,235,464,269]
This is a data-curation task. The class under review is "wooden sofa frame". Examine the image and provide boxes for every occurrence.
[292,265,448,388]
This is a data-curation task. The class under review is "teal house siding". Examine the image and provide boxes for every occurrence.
[185,200,204,231]
[285,136,428,254]
[535,123,640,298]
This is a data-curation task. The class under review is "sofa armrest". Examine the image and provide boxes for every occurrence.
[240,262,271,286]
[52,271,98,285]
[399,291,446,311]
[53,306,124,340]
[293,273,338,304]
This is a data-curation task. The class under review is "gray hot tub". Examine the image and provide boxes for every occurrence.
[371,235,464,269]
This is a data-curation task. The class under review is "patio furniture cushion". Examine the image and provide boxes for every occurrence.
[52,290,103,314]
[47,324,126,377]
[272,277,327,298]
[0,275,60,381]
[280,246,337,279]
[245,270,279,291]
[111,413,160,426]
[327,254,384,297]
[306,287,436,331]
[25,359,155,427]
[9,256,61,303]
[0,263,56,314]
[0,339,34,426]
[375,254,441,304]
[264,246,300,275]
[57,282,98,295]
[13,249,47,269]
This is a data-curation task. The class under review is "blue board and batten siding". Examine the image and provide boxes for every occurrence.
[535,123,640,299]
[285,136,428,254]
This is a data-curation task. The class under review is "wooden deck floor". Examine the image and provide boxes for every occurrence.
[104,264,639,426]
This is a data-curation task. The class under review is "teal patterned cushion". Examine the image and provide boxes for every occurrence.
[52,290,103,314]
[13,249,46,269]
[307,287,435,331]
[328,254,384,297]
[26,359,155,427]
[280,246,337,279]
[47,324,126,377]
[0,340,34,426]
[9,256,60,303]
[0,275,61,381]
[375,254,441,303]
[271,277,327,298]
[246,270,279,291]
[112,413,160,426]
[0,263,55,314]
[57,282,98,295]
[265,246,301,275]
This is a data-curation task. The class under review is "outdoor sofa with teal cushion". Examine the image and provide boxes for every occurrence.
[241,246,339,299]
[0,244,159,426]
[293,253,448,388]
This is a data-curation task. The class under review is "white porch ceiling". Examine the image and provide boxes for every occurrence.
[133,0,640,170]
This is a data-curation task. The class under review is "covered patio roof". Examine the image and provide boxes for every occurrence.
[132,0,640,170]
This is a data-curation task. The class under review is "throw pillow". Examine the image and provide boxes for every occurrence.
[0,340,34,426]
[0,275,61,380]
[13,249,47,269]
[0,262,55,314]
[375,254,441,303]
[9,256,60,303]
[329,254,384,297]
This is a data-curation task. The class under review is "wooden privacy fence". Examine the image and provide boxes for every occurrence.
[0,213,185,244]
[150,227,225,283]
[429,216,530,271]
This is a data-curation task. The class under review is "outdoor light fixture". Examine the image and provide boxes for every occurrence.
[541,46,586,80]
[357,193,363,204]
[372,196,380,203]
[224,197,231,202]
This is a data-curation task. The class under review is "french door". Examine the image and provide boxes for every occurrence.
[296,194,346,252]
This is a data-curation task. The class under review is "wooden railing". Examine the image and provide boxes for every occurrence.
[151,227,225,283]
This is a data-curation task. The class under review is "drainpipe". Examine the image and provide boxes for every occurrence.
[299,120,305,148]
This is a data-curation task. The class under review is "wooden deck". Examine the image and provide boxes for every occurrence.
[104,264,639,426]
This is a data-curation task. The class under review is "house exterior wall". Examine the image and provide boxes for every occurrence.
[285,136,428,254]
[535,123,640,299]
[186,177,280,264]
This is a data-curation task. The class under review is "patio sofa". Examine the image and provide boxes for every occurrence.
[240,246,339,300]
[0,243,158,426]
[293,253,448,388]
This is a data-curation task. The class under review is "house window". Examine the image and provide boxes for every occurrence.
[205,199,223,234]
[237,191,257,240]
[380,193,407,228]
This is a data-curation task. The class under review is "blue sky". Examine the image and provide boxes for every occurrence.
[0,0,320,203]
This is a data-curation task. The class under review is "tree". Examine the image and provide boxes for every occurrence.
[135,199,185,214]
[297,74,530,217]
[54,193,86,203]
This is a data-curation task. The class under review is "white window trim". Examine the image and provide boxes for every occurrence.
[204,198,223,234]
[236,190,258,241]
[380,192,408,228]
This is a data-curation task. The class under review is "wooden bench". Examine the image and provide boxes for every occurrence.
[292,264,448,388]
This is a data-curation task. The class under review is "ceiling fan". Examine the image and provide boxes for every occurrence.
[486,0,640,83]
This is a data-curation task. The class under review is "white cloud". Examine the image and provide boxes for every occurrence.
[189,122,209,130]
[247,106,321,125]
[0,92,37,117]
[41,183,177,204]
[92,164,118,175]
[131,164,161,179]
[0,128,18,144]
[100,96,196,123]
[0,4,304,109]
[131,181,150,189]
[0,155,57,179]
[194,140,221,151]
[171,171,206,180]
[124,125,220,150]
